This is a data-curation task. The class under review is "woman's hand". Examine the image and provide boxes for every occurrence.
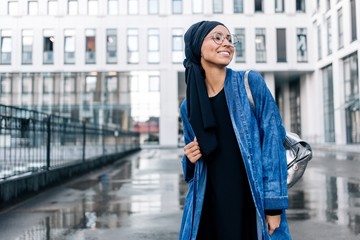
[266,215,281,235]
[184,137,202,164]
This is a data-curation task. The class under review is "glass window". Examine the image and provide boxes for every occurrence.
[172,0,182,14]
[148,29,160,63]
[296,0,305,12]
[338,8,344,49]
[0,76,11,94]
[289,80,301,134]
[193,0,202,14]
[275,0,284,13]
[172,28,183,63]
[88,0,98,15]
[128,0,138,14]
[22,30,33,65]
[322,64,335,142]
[0,30,12,65]
[43,76,54,93]
[149,0,158,14]
[350,0,357,41]
[48,0,58,15]
[64,29,75,64]
[276,29,286,62]
[127,29,139,64]
[106,76,118,93]
[317,25,322,60]
[28,1,38,15]
[86,75,97,92]
[8,1,18,15]
[327,17,332,55]
[326,0,331,11]
[297,28,307,62]
[234,0,243,13]
[255,0,263,12]
[255,28,266,63]
[149,76,160,92]
[108,0,118,15]
[43,30,54,64]
[213,0,223,13]
[107,29,117,64]
[64,76,76,93]
[68,0,78,15]
[85,29,96,64]
[22,76,33,94]
[235,28,245,62]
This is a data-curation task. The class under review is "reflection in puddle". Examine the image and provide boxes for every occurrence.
[13,150,187,239]
[288,167,360,235]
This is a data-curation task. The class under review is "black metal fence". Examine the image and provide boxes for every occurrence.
[0,104,140,180]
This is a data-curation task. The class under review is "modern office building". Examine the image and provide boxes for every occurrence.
[0,0,359,146]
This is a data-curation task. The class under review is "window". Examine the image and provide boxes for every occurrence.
[106,76,118,93]
[172,0,182,14]
[255,28,266,63]
[296,0,305,12]
[22,76,34,94]
[316,0,320,10]
[193,0,203,14]
[106,29,117,64]
[275,0,284,13]
[43,30,54,64]
[338,8,344,49]
[234,0,243,13]
[276,29,286,62]
[22,30,33,65]
[43,75,54,94]
[127,29,139,64]
[0,75,11,94]
[327,17,332,55]
[213,0,223,13]
[68,0,78,15]
[149,76,160,92]
[289,80,301,134]
[28,1,38,15]
[0,30,12,65]
[297,28,307,62]
[350,0,357,41]
[86,75,97,92]
[255,0,263,12]
[85,29,96,64]
[64,29,75,64]
[8,1,18,15]
[108,0,118,15]
[148,29,160,63]
[149,0,158,14]
[317,25,322,60]
[128,0,138,14]
[48,0,58,15]
[172,29,183,63]
[235,28,245,62]
[88,0,98,15]
[64,75,76,93]
[326,0,331,11]
[322,64,335,142]
[343,52,359,143]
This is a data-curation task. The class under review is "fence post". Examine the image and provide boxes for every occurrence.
[82,121,86,162]
[46,115,51,170]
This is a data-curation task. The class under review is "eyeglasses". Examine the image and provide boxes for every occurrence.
[209,32,238,47]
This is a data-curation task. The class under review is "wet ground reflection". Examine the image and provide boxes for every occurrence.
[13,149,185,240]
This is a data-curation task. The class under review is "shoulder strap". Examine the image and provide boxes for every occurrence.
[244,70,255,111]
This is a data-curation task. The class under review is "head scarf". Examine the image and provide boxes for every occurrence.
[183,20,225,157]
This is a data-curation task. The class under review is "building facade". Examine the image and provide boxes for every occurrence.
[0,0,359,146]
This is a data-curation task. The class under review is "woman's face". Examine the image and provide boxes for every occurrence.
[201,25,234,69]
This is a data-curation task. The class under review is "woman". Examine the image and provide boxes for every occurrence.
[179,21,291,240]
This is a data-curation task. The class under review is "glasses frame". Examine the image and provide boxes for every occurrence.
[208,31,239,47]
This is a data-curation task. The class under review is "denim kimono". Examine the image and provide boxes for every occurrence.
[179,69,291,240]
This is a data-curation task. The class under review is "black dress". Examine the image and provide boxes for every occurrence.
[196,88,258,240]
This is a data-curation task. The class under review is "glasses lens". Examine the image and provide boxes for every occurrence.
[213,32,223,45]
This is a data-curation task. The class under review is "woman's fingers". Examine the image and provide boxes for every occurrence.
[184,138,202,163]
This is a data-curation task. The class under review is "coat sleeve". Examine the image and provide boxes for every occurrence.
[248,71,288,210]
[180,99,196,183]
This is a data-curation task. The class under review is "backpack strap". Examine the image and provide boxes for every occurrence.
[244,70,255,111]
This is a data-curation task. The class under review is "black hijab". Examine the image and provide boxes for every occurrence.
[183,20,225,157]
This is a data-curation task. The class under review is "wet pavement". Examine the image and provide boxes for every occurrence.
[0,147,359,240]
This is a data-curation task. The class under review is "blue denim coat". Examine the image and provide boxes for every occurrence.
[179,69,291,240]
